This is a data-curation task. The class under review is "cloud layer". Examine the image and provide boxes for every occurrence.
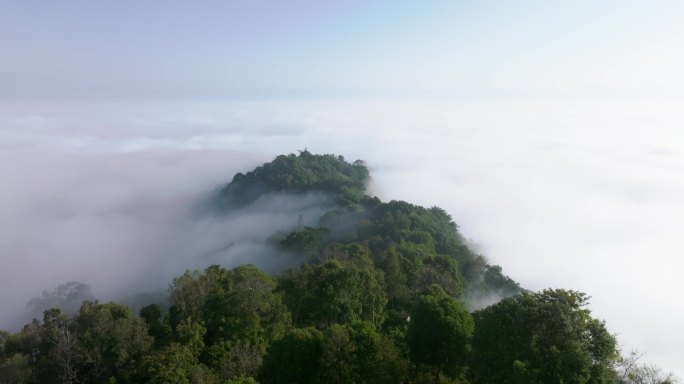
[1,97,683,375]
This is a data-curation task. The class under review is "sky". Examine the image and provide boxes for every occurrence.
[1,0,684,377]
[3,0,684,99]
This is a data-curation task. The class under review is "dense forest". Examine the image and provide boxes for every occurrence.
[0,151,678,384]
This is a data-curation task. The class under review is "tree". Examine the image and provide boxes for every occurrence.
[0,353,31,384]
[280,260,386,328]
[617,350,680,384]
[471,289,618,384]
[259,322,408,384]
[258,327,323,384]
[280,227,330,255]
[169,266,228,321]
[316,324,356,384]
[202,265,291,348]
[175,318,206,358]
[0,328,31,383]
[25,282,94,322]
[317,322,408,384]
[71,301,153,382]
[168,264,291,352]
[225,341,262,379]
[140,304,171,348]
[41,308,79,384]
[3,320,44,382]
[407,286,474,383]
[141,342,217,384]
[624,365,680,384]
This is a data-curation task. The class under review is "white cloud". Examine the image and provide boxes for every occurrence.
[0,97,682,375]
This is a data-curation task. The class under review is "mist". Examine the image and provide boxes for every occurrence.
[1,97,683,375]
[0,143,333,329]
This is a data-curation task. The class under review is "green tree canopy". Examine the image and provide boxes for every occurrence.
[407,286,474,382]
[220,151,369,207]
[71,301,153,383]
[258,327,323,384]
[471,289,618,384]
[259,322,408,384]
[279,260,386,328]
[317,321,408,384]
[169,264,291,350]
[202,264,291,348]
[141,342,217,384]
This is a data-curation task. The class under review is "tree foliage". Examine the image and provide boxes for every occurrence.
[407,286,474,381]
[258,327,323,384]
[471,289,618,384]
[279,259,386,328]
[220,151,369,207]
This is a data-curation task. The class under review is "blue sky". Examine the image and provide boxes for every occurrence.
[3,0,684,99]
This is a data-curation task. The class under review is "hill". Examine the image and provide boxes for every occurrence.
[0,151,677,384]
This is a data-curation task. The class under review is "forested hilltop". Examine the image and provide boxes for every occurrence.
[0,151,677,383]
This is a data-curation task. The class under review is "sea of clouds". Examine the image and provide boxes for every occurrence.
[1,97,682,375]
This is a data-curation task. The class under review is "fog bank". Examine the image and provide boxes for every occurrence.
[1,97,682,375]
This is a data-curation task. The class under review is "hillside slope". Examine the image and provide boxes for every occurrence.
[1,151,674,384]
